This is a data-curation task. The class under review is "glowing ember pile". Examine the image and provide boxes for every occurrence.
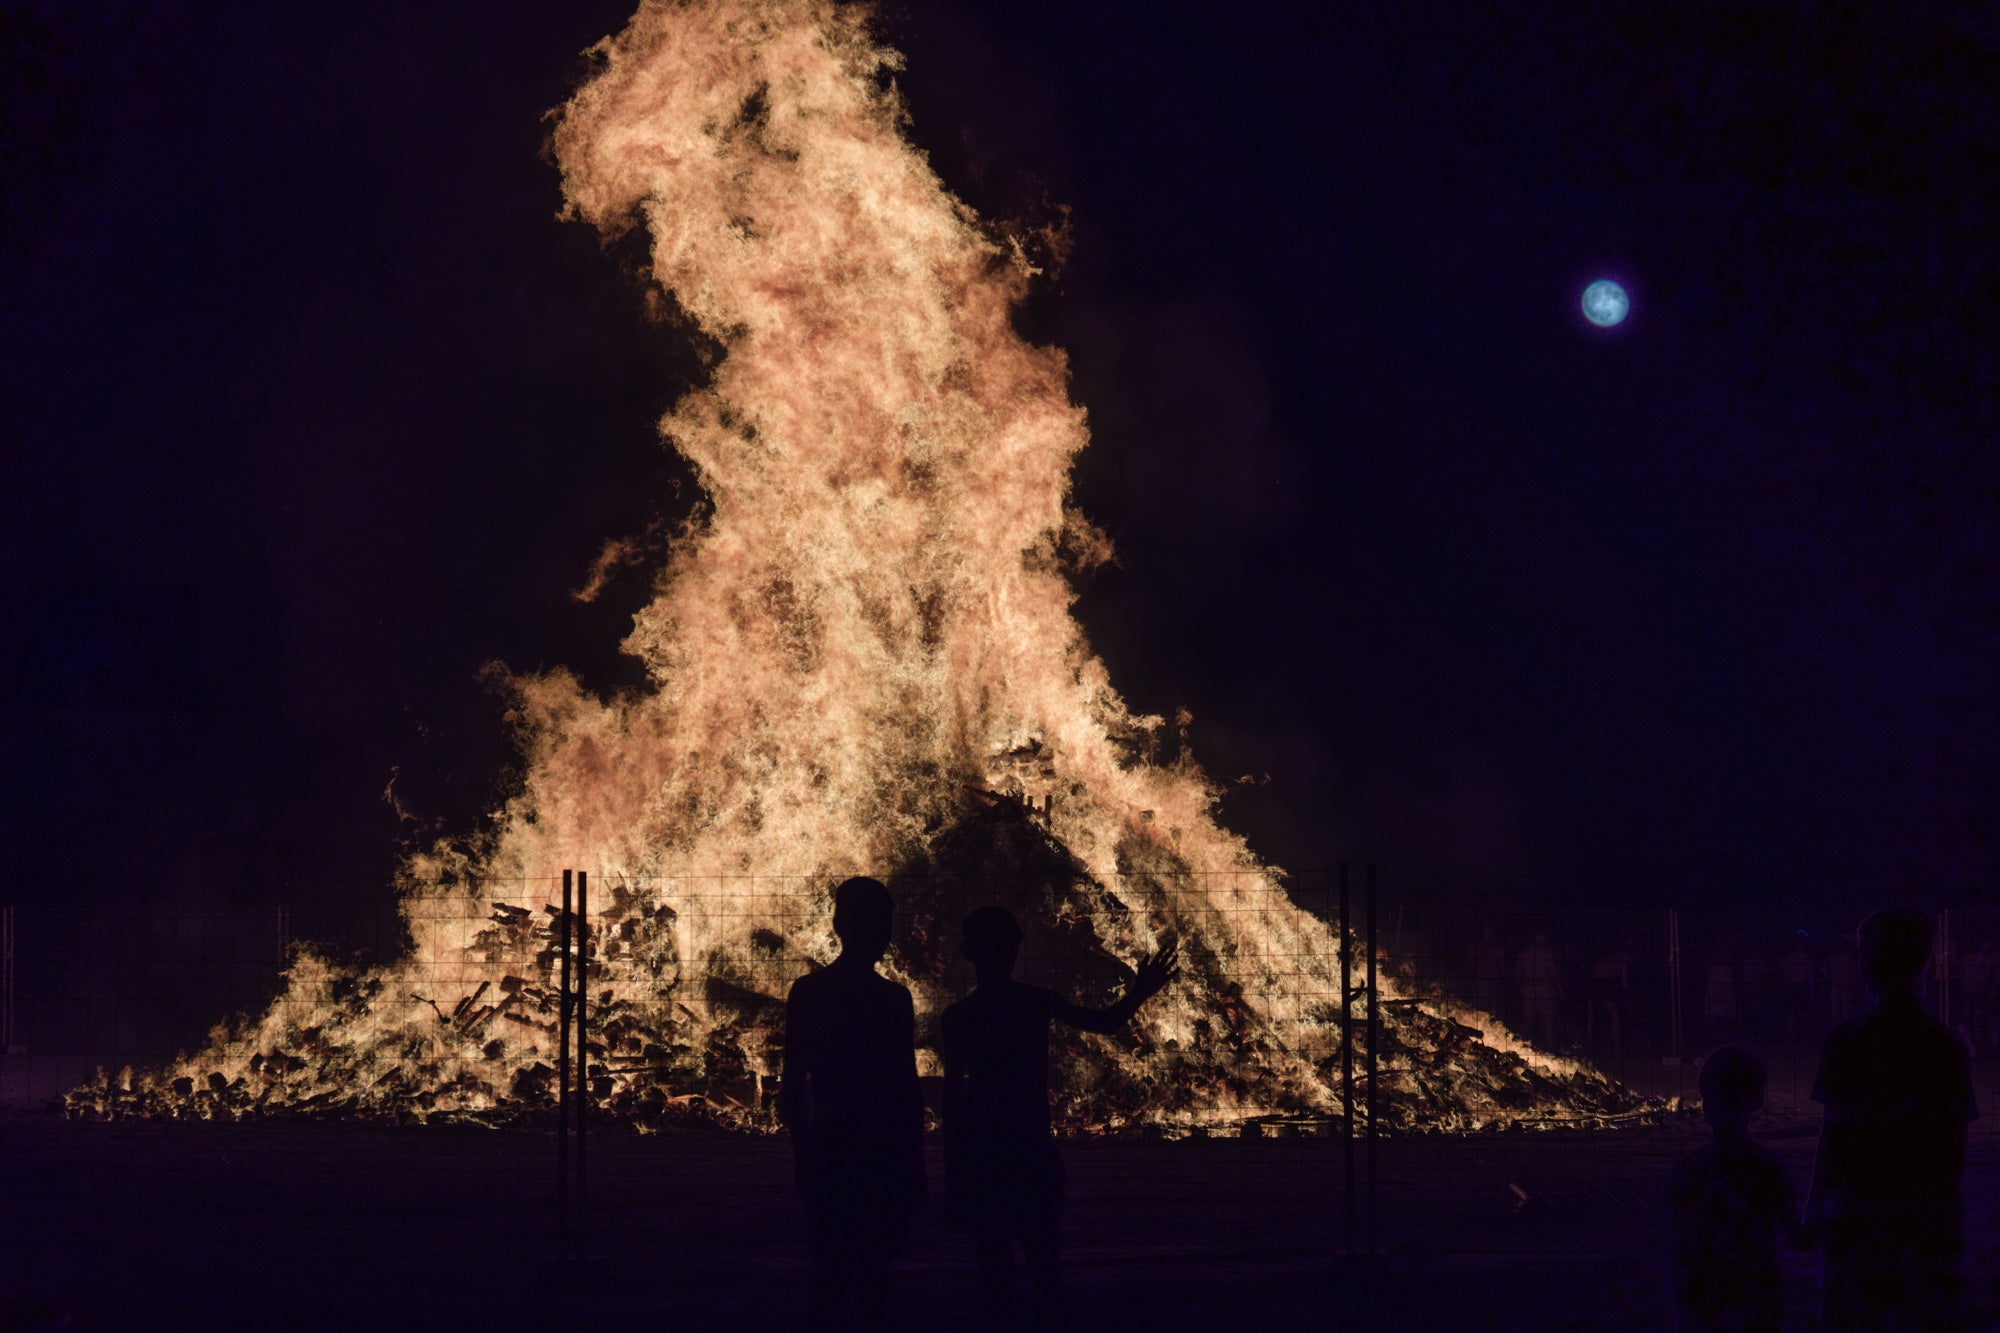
[70,0,1646,1133]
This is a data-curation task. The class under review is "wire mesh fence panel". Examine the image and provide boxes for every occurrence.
[5,873,1993,1266]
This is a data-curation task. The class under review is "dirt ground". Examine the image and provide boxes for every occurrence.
[2,1102,1996,1332]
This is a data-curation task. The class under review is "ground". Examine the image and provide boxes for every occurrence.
[3,1083,1996,1331]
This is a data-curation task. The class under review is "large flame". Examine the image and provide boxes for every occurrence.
[72,0,1645,1133]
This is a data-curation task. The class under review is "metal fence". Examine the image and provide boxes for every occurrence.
[4,872,1996,1134]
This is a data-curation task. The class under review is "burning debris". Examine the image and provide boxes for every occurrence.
[71,0,1649,1133]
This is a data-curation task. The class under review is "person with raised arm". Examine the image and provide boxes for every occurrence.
[941,906,1178,1329]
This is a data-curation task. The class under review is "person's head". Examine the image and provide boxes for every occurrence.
[831,876,894,963]
[1698,1046,1766,1133]
[1856,906,1931,997]
[961,905,1023,979]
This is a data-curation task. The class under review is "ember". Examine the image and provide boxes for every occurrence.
[70,0,1647,1133]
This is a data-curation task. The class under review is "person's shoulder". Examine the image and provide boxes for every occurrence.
[1869,1003,1964,1058]
[959,979,1056,1018]
[1910,1008,1967,1051]
[1019,982,1063,1013]
[1671,1139,1720,1176]
[789,966,830,1000]
[863,968,914,1007]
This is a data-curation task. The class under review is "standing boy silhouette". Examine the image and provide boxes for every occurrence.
[1668,1046,1797,1332]
[1803,906,1977,1330]
[941,906,1178,1329]
[780,877,926,1331]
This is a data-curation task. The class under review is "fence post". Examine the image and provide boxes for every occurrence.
[1366,862,1379,1258]
[1339,862,1353,1258]
[558,870,572,1245]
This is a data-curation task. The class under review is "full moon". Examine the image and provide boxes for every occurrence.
[1581,279,1630,327]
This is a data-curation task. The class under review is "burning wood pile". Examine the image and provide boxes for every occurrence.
[68,799,1651,1132]
[71,0,1655,1135]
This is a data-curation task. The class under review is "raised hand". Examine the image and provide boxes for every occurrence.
[1133,940,1181,1001]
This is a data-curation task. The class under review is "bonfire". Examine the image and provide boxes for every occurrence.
[70,0,1650,1135]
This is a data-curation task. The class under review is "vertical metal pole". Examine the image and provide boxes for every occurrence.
[1366,862,1379,1258]
[1339,863,1353,1258]
[577,869,589,1254]
[558,871,572,1240]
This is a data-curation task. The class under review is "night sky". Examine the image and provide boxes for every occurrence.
[3,0,1994,918]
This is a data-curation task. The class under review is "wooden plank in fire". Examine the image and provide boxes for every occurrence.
[450,980,491,1024]
[459,981,528,1033]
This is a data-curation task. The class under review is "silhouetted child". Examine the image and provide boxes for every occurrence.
[781,877,925,1331]
[1804,907,1977,1331]
[1668,1046,1797,1332]
[941,907,1177,1329]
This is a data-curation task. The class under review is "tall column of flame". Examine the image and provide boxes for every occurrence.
[504,0,1339,1120]
[75,0,1648,1131]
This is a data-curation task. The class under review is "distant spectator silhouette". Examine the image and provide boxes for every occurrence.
[941,907,1178,1330]
[1803,907,1978,1331]
[780,877,925,1331]
[1514,931,1563,1049]
[1669,1046,1797,1333]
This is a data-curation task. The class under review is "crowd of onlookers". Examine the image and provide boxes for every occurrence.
[1395,912,2000,1060]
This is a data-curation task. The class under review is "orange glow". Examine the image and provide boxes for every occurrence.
[71,0,1645,1133]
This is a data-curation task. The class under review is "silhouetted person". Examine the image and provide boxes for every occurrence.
[780,877,925,1331]
[1669,1046,1797,1333]
[941,907,1178,1330]
[1803,907,1978,1331]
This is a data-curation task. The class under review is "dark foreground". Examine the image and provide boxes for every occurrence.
[2,1108,1995,1332]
